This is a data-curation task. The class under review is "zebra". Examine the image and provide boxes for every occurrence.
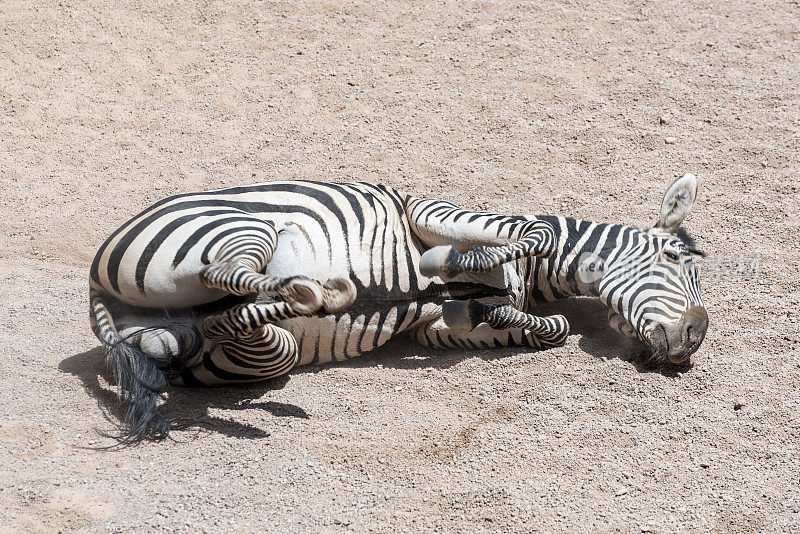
[89,175,707,441]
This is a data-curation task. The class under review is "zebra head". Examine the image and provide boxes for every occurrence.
[597,174,708,364]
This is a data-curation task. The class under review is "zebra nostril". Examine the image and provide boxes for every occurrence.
[684,320,703,345]
[682,306,708,346]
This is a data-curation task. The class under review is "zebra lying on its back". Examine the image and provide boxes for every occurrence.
[89,175,708,441]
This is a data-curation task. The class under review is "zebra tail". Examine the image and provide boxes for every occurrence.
[89,291,170,442]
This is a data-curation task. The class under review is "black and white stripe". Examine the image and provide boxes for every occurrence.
[89,175,706,440]
[519,216,704,328]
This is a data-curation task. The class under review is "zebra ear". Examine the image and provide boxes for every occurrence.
[655,173,697,234]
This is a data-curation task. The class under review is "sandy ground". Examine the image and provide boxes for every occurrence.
[1,0,799,531]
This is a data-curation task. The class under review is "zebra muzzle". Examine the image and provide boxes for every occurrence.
[647,306,709,364]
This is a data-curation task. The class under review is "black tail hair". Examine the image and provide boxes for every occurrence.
[91,290,203,443]
[103,321,202,443]
[104,339,171,442]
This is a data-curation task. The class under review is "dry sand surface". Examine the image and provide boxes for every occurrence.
[1,0,799,532]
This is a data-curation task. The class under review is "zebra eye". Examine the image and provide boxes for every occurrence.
[664,251,679,262]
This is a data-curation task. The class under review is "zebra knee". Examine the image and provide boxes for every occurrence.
[200,263,252,296]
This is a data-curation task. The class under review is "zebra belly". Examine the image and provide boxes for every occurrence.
[279,300,442,366]
[263,223,438,365]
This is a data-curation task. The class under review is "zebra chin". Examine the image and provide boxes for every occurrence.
[643,306,709,365]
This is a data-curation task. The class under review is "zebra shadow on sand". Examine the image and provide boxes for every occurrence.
[59,298,686,442]
[59,348,307,442]
[329,298,691,376]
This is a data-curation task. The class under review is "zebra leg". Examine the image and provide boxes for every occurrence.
[411,313,567,351]
[175,301,304,385]
[201,300,307,340]
[440,300,569,348]
[176,325,299,386]
[405,197,556,278]
[199,224,356,314]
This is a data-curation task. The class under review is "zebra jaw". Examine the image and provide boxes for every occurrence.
[607,310,707,366]
[644,323,680,365]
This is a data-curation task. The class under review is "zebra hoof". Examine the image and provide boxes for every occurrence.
[281,279,324,315]
[442,300,485,331]
[420,246,459,278]
[535,314,570,347]
[322,277,357,313]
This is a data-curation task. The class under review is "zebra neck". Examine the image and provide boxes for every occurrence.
[520,216,629,305]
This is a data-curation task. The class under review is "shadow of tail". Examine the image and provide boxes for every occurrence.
[60,343,306,444]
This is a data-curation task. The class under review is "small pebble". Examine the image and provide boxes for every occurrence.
[658,114,670,125]
[664,137,678,144]
[761,160,768,167]
[734,398,745,410]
